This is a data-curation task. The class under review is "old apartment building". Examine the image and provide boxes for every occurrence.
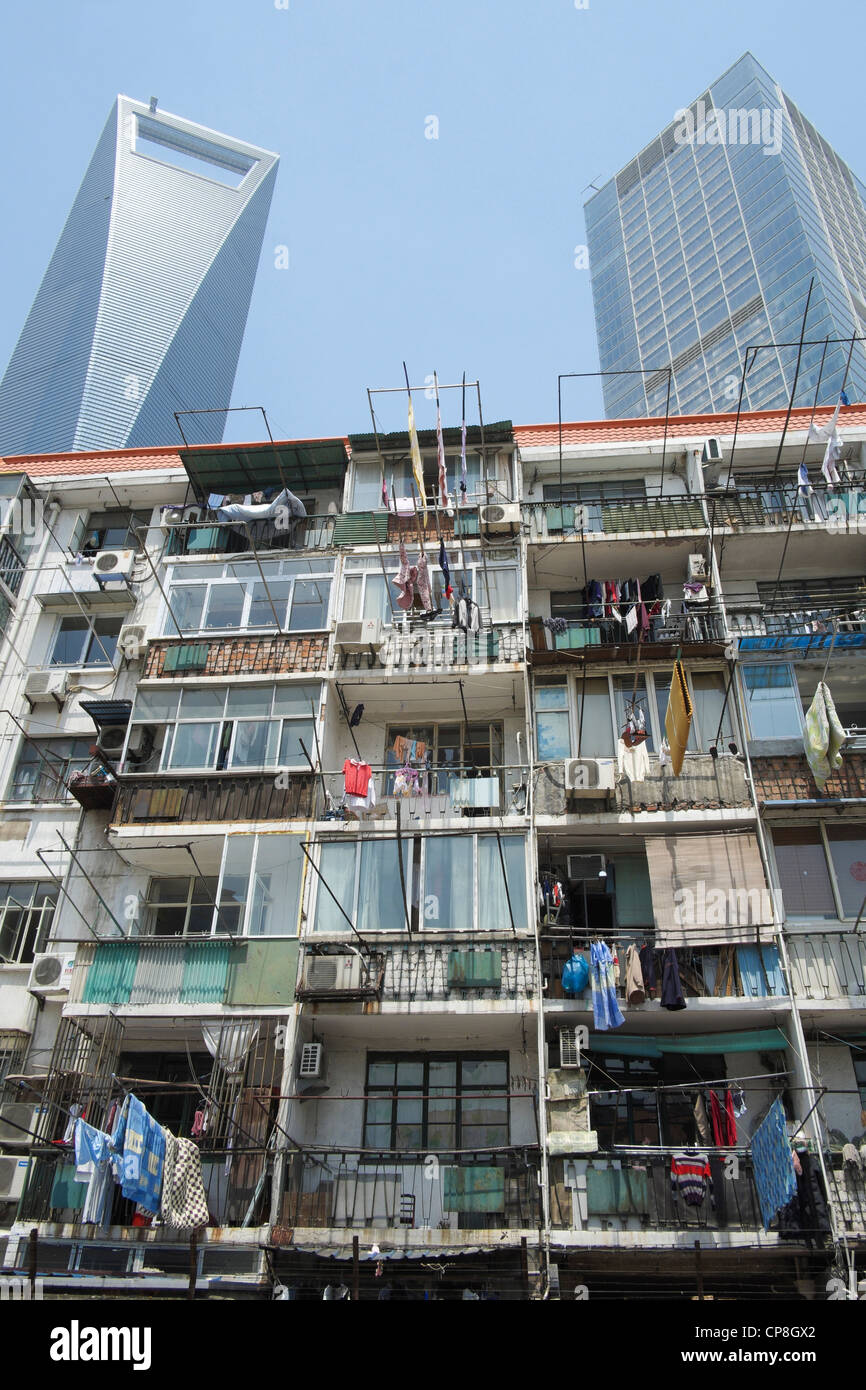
[0,402,863,1299]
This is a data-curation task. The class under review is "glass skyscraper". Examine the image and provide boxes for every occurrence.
[584,53,866,419]
[0,96,279,455]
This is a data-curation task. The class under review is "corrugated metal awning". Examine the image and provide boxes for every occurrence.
[180,439,349,499]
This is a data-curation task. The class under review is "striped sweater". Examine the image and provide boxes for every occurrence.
[670,1150,711,1207]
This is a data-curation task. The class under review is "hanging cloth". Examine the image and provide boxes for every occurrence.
[803,680,847,790]
[660,948,686,1010]
[439,539,453,600]
[797,461,812,499]
[750,1098,798,1230]
[693,1094,711,1145]
[664,660,693,777]
[416,553,433,611]
[161,1131,210,1229]
[435,395,449,509]
[709,1089,736,1146]
[670,1150,711,1207]
[393,541,415,611]
[407,394,427,520]
[590,941,625,1031]
[625,943,646,1004]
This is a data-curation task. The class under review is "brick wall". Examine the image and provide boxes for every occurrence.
[144,634,330,678]
[751,752,866,803]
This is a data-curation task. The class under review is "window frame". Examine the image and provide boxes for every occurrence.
[0,881,58,964]
[50,614,123,668]
[362,1051,511,1152]
[163,558,334,637]
[7,736,95,805]
[143,833,305,939]
[770,821,866,923]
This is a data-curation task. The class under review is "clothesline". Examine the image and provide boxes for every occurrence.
[584,1071,791,1098]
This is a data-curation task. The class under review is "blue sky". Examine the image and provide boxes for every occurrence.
[1,0,863,443]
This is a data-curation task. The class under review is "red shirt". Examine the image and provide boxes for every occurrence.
[343,759,372,796]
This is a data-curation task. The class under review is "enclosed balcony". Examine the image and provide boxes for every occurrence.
[296,937,537,1006]
[111,773,316,827]
[67,937,299,1009]
[279,1147,542,1233]
[143,633,330,678]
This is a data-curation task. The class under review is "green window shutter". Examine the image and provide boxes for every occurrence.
[332,512,389,546]
[163,642,209,673]
[180,940,230,1003]
[82,941,139,1004]
[448,948,502,989]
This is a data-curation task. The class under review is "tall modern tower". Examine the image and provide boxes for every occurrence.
[584,53,866,419]
[0,96,279,454]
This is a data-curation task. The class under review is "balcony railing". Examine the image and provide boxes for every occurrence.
[530,610,727,653]
[339,621,526,672]
[112,773,316,826]
[541,939,788,1003]
[0,534,26,598]
[143,633,330,678]
[298,937,537,1004]
[280,1147,542,1230]
[164,514,335,557]
[786,933,866,1002]
[67,936,300,1007]
[317,762,529,820]
[524,478,866,543]
[550,1150,771,1236]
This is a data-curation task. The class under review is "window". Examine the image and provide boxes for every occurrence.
[0,882,57,964]
[8,737,94,803]
[50,615,122,666]
[73,510,151,556]
[363,1053,509,1150]
[825,827,866,918]
[535,681,571,760]
[144,834,304,937]
[124,682,321,773]
[0,1030,29,1087]
[384,721,504,790]
[135,114,255,188]
[164,558,333,635]
[351,453,490,510]
[743,665,805,741]
[313,833,528,933]
[772,827,839,920]
[341,554,520,628]
[543,479,647,532]
[587,1052,727,1148]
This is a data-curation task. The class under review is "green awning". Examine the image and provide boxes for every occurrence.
[180,439,349,500]
[587,1028,789,1058]
[347,420,513,455]
[332,512,389,547]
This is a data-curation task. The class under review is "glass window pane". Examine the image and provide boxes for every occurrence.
[742,664,802,739]
[826,828,866,918]
[613,677,655,752]
[217,837,253,934]
[357,839,410,932]
[576,678,614,756]
[248,835,304,936]
[167,586,206,633]
[536,711,570,760]
[230,720,279,768]
[179,688,226,719]
[278,719,314,766]
[51,618,88,665]
[396,1062,424,1085]
[248,579,291,628]
[367,1062,396,1086]
[226,686,274,716]
[288,579,330,631]
[204,583,246,629]
[462,1058,507,1086]
[773,828,836,918]
[536,682,568,710]
[273,683,319,716]
[168,723,219,769]
[314,841,356,932]
[424,836,473,930]
[478,835,527,930]
[132,689,180,721]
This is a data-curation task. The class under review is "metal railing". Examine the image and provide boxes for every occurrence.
[339,621,526,671]
[0,534,26,597]
[298,937,537,1003]
[540,940,788,1002]
[144,632,330,678]
[549,1150,767,1234]
[280,1147,542,1230]
[531,610,727,651]
[786,932,866,1002]
[164,513,336,557]
[317,762,529,819]
[112,772,317,825]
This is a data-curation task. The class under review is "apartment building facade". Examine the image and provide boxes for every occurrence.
[0,402,863,1299]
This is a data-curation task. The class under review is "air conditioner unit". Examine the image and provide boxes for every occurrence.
[162,506,200,527]
[334,619,384,653]
[28,952,76,995]
[0,1103,47,1147]
[117,624,149,661]
[0,1154,30,1203]
[298,1042,324,1080]
[303,954,367,994]
[92,549,136,583]
[565,758,615,797]
[559,1027,584,1069]
[24,670,68,709]
[687,553,708,582]
[95,725,127,759]
[479,503,521,535]
[701,437,723,464]
[567,854,607,881]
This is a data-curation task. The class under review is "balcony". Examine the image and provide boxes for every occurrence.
[318,763,529,821]
[549,1150,774,1240]
[66,769,117,811]
[534,753,750,816]
[541,939,788,1006]
[67,936,299,1008]
[279,1147,542,1232]
[751,751,866,804]
[111,773,316,826]
[786,932,866,1003]
[34,558,136,611]
[164,513,335,557]
[525,496,708,543]
[297,937,537,1005]
[529,612,728,666]
[337,621,526,673]
[0,534,26,599]
[143,633,330,679]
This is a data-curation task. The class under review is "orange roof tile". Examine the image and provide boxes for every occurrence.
[513,402,866,449]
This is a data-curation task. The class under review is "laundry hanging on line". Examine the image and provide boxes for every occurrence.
[803,680,846,790]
